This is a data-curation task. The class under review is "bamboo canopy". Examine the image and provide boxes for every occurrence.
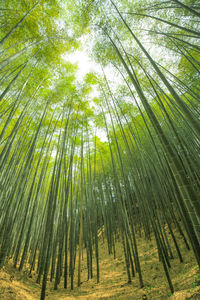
[0,0,199,299]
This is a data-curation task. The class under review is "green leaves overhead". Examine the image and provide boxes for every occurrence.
[0,1,200,299]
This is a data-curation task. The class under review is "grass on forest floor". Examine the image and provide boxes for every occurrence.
[0,229,200,300]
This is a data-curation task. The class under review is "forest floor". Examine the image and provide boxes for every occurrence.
[0,230,200,300]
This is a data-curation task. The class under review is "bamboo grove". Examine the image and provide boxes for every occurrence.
[0,0,200,299]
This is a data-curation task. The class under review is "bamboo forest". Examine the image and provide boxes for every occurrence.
[0,0,200,299]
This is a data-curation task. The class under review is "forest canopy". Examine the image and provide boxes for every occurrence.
[0,0,200,299]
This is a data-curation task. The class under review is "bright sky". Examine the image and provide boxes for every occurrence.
[62,50,100,80]
[62,50,108,142]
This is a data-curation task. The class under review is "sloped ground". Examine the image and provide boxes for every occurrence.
[0,231,200,300]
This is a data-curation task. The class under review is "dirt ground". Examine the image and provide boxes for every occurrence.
[0,230,200,300]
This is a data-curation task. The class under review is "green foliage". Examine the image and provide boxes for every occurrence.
[0,0,200,299]
[192,274,200,288]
